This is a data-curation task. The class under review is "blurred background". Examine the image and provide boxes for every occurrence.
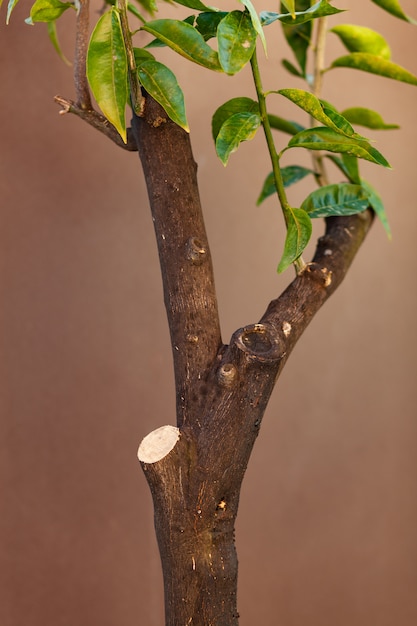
[1,1,416,625]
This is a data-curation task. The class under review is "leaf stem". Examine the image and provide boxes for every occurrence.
[311,17,329,186]
[250,48,306,274]
[250,50,288,213]
[117,0,145,116]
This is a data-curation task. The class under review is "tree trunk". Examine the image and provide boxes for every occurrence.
[132,97,373,625]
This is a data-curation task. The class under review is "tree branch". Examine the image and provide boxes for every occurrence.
[135,90,374,625]
[260,211,374,360]
[54,95,138,150]
[74,0,92,110]
[131,97,223,428]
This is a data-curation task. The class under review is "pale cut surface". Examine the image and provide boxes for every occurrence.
[138,425,180,463]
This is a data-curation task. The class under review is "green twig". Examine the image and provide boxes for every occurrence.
[250,49,306,274]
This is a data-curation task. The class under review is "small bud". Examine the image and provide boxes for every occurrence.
[217,363,237,388]
[185,237,206,265]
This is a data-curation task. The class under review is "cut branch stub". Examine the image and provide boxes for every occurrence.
[235,322,284,361]
[138,424,180,464]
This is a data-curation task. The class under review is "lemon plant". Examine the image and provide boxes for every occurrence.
[4,1,416,624]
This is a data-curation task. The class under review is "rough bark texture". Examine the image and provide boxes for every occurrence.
[132,97,373,626]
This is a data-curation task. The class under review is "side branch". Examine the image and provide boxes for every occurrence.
[54,96,138,150]
[260,210,374,359]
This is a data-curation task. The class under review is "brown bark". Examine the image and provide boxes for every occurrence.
[132,97,373,626]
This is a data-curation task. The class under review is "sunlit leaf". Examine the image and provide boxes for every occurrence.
[212,97,259,141]
[137,60,189,131]
[268,114,304,135]
[330,53,417,85]
[260,0,343,27]
[47,20,71,65]
[196,11,227,40]
[277,207,312,273]
[217,11,257,75]
[341,107,399,130]
[257,166,314,205]
[370,0,416,23]
[87,9,128,143]
[360,179,391,238]
[330,24,391,59]
[287,127,391,168]
[142,19,222,71]
[278,89,365,139]
[216,112,261,165]
[239,0,267,54]
[28,0,73,23]
[145,16,196,48]
[301,183,369,217]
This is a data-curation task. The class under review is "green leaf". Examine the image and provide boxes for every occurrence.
[277,208,312,273]
[47,20,71,65]
[212,97,259,141]
[341,107,399,130]
[142,19,222,71]
[196,11,228,41]
[260,0,344,26]
[281,58,304,77]
[360,179,391,238]
[330,24,391,59]
[330,53,417,85]
[133,47,156,64]
[215,112,261,165]
[28,0,72,22]
[137,60,189,131]
[325,154,361,184]
[281,0,311,75]
[217,11,257,75]
[278,89,365,139]
[268,114,304,135]
[370,0,416,23]
[131,0,157,17]
[239,0,267,54]
[144,16,196,49]
[87,9,128,143]
[287,127,391,168]
[173,0,217,11]
[301,183,369,217]
[257,166,314,205]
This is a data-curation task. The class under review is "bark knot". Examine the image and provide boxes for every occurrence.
[235,323,283,362]
[185,237,207,265]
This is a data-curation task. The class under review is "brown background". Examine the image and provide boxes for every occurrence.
[1,1,416,625]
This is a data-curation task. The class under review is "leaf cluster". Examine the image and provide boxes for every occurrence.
[5,0,416,272]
